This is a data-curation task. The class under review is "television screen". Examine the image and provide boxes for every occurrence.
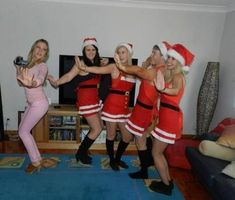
[59,55,138,107]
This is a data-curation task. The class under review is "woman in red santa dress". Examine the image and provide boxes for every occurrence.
[76,43,136,171]
[48,38,108,165]
[115,41,172,179]
[150,43,195,195]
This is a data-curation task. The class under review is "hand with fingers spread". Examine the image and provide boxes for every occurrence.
[100,57,109,66]
[114,53,125,71]
[75,56,86,71]
[47,74,58,88]
[17,67,37,88]
[154,70,165,92]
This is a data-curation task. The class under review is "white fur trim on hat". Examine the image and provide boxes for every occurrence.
[167,49,185,65]
[159,43,168,60]
[117,43,133,56]
[82,38,98,49]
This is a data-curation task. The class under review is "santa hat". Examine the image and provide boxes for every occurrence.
[158,41,172,60]
[82,37,98,49]
[116,43,133,56]
[167,43,195,72]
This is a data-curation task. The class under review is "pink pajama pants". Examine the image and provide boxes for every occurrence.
[18,99,48,163]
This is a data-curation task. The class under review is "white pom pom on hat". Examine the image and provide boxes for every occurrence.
[116,42,133,56]
[82,37,98,49]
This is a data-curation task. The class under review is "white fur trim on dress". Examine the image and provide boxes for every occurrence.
[151,127,176,144]
[120,76,136,83]
[125,124,142,137]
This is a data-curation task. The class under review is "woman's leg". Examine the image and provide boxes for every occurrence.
[152,139,170,184]
[76,112,103,164]
[18,100,48,165]
[105,121,119,170]
[114,122,133,169]
[129,134,149,179]
[150,139,173,195]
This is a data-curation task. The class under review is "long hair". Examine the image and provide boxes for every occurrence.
[164,61,184,83]
[82,45,101,67]
[27,39,49,68]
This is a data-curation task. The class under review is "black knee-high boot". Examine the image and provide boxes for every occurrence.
[146,137,154,167]
[106,139,119,171]
[75,135,95,164]
[115,140,129,169]
[129,150,149,179]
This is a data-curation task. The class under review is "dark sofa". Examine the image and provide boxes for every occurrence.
[185,147,235,200]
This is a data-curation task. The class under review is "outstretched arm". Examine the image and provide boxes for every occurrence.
[75,56,114,75]
[48,64,79,88]
[114,54,155,81]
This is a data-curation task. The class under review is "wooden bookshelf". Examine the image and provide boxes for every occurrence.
[32,104,136,151]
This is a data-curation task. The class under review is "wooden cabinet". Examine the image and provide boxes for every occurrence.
[32,104,136,151]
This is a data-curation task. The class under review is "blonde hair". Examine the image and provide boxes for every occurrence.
[27,39,49,68]
[115,46,133,65]
[164,60,185,82]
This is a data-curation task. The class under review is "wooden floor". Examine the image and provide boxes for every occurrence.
[0,140,212,200]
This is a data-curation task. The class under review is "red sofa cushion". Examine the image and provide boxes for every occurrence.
[165,138,200,170]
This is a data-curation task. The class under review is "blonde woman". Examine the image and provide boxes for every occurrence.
[16,39,57,173]
[150,44,195,195]
[76,43,136,171]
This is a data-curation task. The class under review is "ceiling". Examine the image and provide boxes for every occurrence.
[122,0,234,7]
[39,0,235,12]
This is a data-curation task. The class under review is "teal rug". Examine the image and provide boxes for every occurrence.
[0,154,185,200]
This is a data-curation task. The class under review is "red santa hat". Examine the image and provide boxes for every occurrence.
[158,41,172,60]
[167,43,195,72]
[82,37,98,49]
[116,42,133,56]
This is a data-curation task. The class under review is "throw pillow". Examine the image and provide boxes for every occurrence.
[216,125,235,149]
[211,118,235,134]
[222,161,235,179]
[199,140,235,161]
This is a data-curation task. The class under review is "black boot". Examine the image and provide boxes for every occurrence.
[115,140,129,169]
[146,137,154,167]
[106,139,119,171]
[129,150,148,179]
[75,135,94,165]
[149,180,174,196]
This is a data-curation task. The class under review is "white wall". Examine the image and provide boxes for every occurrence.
[0,0,226,133]
[211,10,235,128]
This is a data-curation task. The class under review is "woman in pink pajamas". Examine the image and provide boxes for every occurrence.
[16,39,55,173]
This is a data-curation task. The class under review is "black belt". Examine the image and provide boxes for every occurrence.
[109,90,130,96]
[160,102,180,112]
[79,84,99,89]
[136,100,153,110]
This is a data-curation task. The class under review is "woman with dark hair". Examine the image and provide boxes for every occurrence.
[76,43,136,171]
[48,38,107,165]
